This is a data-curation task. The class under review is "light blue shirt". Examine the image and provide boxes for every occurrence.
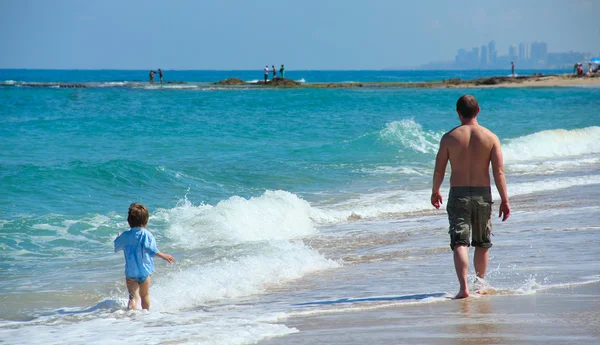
[114,227,160,278]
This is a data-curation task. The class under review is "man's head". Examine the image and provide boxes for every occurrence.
[456,95,480,119]
[128,202,149,228]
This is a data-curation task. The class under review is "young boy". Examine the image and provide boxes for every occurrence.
[114,202,175,310]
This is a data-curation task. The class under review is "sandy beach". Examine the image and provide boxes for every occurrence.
[211,73,600,89]
[261,282,600,345]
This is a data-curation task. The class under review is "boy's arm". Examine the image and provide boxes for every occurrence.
[155,252,176,263]
[114,233,123,253]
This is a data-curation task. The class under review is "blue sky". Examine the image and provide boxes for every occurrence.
[1,0,598,69]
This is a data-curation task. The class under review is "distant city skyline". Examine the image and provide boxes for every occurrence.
[420,40,596,70]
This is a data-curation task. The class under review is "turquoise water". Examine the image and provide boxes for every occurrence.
[1,70,599,344]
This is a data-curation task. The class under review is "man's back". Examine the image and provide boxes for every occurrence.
[444,124,497,187]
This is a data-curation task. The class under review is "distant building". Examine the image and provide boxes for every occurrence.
[480,45,488,66]
[488,41,497,64]
[518,42,529,62]
[509,45,518,63]
[530,41,548,66]
[548,51,592,68]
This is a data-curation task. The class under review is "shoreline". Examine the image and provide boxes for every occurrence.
[260,281,600,345]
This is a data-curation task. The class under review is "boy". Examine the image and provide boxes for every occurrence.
[114,202,175,310]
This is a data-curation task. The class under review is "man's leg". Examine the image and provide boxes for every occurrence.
[454,245,470,299]
[126,278,140,310]
[139,277,151,310]
[474,247,489,279]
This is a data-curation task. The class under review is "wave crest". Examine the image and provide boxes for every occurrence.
[380,119,442,154]
[157,190,317,247]
[503,126,600,162]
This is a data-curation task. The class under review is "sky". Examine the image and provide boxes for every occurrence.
[1,0,598,70]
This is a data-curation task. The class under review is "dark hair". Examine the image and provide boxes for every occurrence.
[456,95,479,119]
[128,202,149,227]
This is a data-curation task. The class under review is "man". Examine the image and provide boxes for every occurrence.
[264,65,269,83]
[158,68,163,83]
[272,65,277,79]
[280,64,285,78]
[431,94,510,299]
[511,61,515,76]
[149,70,155,84]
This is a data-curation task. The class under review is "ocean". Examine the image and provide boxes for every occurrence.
[1,69,599,344]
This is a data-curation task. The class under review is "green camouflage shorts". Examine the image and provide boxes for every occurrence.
[446,186,493,250]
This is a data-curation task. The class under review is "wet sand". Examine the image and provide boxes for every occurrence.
[261,282,600,345]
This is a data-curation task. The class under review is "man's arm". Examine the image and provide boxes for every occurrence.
[431,136,449,209]
[490,136,510,221]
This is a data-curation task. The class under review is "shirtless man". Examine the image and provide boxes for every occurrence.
[431,94,510,299]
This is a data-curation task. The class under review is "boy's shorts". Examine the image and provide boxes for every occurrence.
[127,276,148,284]
[446,186,493,250]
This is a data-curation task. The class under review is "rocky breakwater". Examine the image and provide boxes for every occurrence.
[214,77,301,88]
[213,78,247,85]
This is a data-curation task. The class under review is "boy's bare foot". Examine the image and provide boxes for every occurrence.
[454,290,470,299]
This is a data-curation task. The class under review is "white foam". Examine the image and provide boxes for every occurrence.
[379,119,443,153]
[508,174,600,196]
[360,165,430,176]
[150,241,340,311]
[507,157,600,175]
[503,126,600,162]
[157,190,317,247]
[99,81,127,87]
[311,174,600,224]
[310,189,433,224]
[0,310,296,345]
[296,78,306,83]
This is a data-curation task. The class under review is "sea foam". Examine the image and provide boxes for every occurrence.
[150,240,340,312]
[156,190,317,247]
[503,126,600,162]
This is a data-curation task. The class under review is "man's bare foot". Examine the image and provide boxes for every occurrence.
[454,290,470,299]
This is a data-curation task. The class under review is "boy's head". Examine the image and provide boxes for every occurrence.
[128,203,149,228]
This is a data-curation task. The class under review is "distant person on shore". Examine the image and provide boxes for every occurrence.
[280,64,285,78]
[573,63,579,75]
[264,65,269,83]
[588,63,594,76]
[114,203,176,310]
[431,95,511,299]
[577,64,584,77]
[511,61,515,76]
[272,65,277,79]
[149,70,155,84]
[158,68,163,83]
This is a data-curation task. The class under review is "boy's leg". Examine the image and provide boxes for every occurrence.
[139,277,152,310]
[126,278,140,310]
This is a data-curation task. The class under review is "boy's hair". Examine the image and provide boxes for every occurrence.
[456,94,479,119]
[128,203,149,228]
